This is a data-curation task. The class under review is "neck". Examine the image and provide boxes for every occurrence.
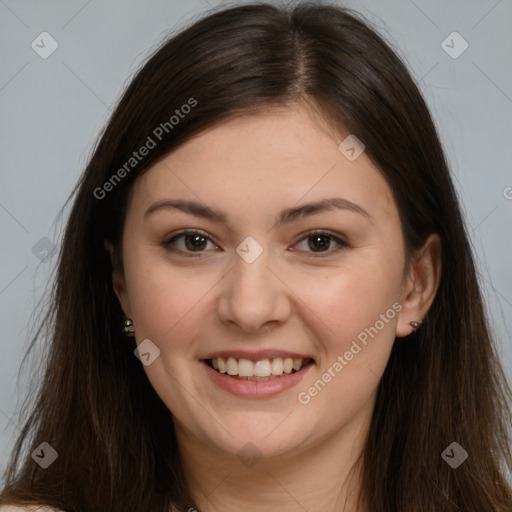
[175,411,371,512]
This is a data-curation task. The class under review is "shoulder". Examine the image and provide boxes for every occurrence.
[0,506,63,512]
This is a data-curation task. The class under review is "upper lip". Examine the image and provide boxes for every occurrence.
[201,349,314,362]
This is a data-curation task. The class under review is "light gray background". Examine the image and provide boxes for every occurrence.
[1,0,511,482]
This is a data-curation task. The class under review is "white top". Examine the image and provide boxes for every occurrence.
[0,504,182,512]
[0,506,62,512]
[0,504,179,512]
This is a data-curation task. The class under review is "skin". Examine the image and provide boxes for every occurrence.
[111,103,441,512]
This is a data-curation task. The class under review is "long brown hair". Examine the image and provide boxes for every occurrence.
[1,2,511,511]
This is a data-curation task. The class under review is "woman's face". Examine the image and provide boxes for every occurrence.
[114,103,417,460]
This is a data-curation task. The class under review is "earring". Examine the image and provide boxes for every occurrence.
[409,320,422,331]
[122,318,135,337]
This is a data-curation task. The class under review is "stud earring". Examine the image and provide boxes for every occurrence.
[409,320,422,331]
[122,318,135,337]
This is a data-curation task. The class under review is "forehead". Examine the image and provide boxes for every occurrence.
[130,104,397,223]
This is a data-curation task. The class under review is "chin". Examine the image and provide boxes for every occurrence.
[202,419,313,460]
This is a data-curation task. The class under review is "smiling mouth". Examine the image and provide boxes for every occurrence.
[204,356,314,381]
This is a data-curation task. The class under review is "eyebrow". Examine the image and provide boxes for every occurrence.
[144,197,373,226]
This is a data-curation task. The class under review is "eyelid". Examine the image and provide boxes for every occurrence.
[163,229,219,256]
[162,229,350,257]
[293,229,351,257]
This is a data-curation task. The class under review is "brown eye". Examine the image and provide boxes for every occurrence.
[183,233,208,251]
[294,231,350,256]
[308,234,331,252]
[162,229,349,258]
[163,230,218,255]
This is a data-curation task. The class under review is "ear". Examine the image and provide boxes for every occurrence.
[104,240,133,318]
[395,233,442,338]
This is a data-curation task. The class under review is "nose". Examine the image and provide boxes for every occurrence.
[217,245,291,334]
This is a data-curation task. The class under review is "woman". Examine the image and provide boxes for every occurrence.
[1,2,511,511]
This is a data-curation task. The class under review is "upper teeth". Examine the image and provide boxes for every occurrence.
[210,357,308,377]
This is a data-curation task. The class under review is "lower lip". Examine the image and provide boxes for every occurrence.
[202,360,314,399]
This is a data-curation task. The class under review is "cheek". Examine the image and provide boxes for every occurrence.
[298,260,403,404]
[122,247,207,345]
[295,266,401,416]
[304,260,403,341]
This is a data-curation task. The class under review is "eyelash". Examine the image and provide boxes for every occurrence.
[162,229,351,258]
